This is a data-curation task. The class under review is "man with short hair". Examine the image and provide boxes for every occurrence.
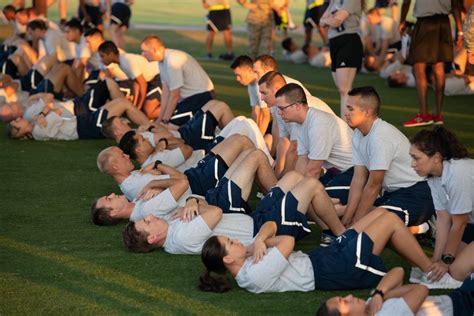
[140,35,215,126]
[274,83,353,184]
[230,55,270,135]
[97,133,254,199]
[325,86,435,228]
[63,18,91,80]
[99,40,161,119]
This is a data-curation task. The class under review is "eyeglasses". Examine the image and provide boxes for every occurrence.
[276,100,304,112]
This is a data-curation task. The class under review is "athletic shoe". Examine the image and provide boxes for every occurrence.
[403,113,433,127]
[433,113,444,125]
[320,232,336,247]
[219,53,235,61]
[206,53,213,60]
[409,267,424,284]
[419,272,463,289]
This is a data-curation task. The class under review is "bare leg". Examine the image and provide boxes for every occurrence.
[142,99,161,120]
[202,100,234,128]
[283,140,298,174]
[304,27,312,44]
[334,67,357,118]
[289,176,346,236]
[431,62,445,116]
[223,29,233,54]
[206,31,216,56]
[449,242,474,281]
[46,63,83,96]
[105,77,126,100]
[413,63,429,115]
[103,98,149,126]
[211,134,255,166]
[225,149,277,200]
[357,211,433,272]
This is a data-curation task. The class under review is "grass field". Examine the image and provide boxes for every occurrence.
[0,4,473,315]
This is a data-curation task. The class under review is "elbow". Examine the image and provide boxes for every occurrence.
[181,145,193,160]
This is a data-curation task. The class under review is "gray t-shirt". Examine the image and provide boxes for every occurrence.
[352,118,423,192]
[296,108,353,171]
[130,188,190,222]
[159,49,214,99]
[375,295,453,316]
[163,213,255,255]
[32,111,78,141]
[327,0,362,39]
[119,171,170,201]
[413,0,451,18]
[427,159,474,223]
[235,247,315,293]
[248,81,267,108]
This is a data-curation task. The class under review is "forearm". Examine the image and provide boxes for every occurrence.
[432,215,451,260]
[256,221,277,244]
[162,91,180,121]
[444,216,468,255]
[158,85,169,121]
[375,267,404,295]
[305,159,323,179]
[156,163,185,179]
[353,183,381,220]
[135,80,147,110]
[275,137,290,178]
[400,1,411,24]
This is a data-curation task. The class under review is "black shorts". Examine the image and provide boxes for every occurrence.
[84,70,101,86]
[145,74,162,100]
[31,79,63,100]
[78,4,103,27]
[76,108,108,139]
[110,2,131,28]
[329,33,363,71]
[273,10,288,29]
[73,80,110,115]
[20,69,43,92]
[170,90,215,126]
[204,177,252,215]
[185,152,228,195]
[117,79,136,99]
[0,45,17,60]
[304,4,327,29]
[207,9,232,32]
[462,223,474,244]
[410,14,453,64]
[178,109,217,151]
[0,58,18,79]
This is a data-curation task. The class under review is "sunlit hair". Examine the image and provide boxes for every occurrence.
[410,127,468,160]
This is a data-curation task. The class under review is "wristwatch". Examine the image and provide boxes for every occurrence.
[369,288,384,299]
[153,160,162,170]
[441,254,455,265]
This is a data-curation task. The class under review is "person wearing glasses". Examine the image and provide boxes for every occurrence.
[274,82,353,186]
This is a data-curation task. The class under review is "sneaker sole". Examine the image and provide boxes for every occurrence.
[409,276,422,284]
[403,121,434,127]
[419,281,462,289]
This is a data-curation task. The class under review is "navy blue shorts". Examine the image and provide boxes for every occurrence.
[252,187,311,241]
[111,2,131,28]
[31,79,63,100]
[325,168,435,226]
[170,90,215,126]
[205,135,225,152]
[178,110,217,151]
[205,177,252,215]
[20,69,43,93]
[73,80,110,115]
[319,167,343,186]
[145,74,162,100]
[76,108,108,139]
[449,275,474,316]
[184,152,228,195]
[308,229,386,290]
[117,79,135,99]
[0,45,17,60]
[0,58,18,78]
[462,224,474,244]
[84,70,101,86]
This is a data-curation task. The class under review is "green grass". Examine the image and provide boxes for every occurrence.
[0,13,473,316]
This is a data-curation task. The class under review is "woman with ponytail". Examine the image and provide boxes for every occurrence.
[409,126,473,283]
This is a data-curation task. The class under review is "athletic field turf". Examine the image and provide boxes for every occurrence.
[0,3,473,315]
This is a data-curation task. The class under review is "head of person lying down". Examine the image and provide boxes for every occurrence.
[7,117,33,139]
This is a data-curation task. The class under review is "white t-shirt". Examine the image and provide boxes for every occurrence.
[235,247,315,293]
[163,213,254,255]
[41,28,75,62]
[159,49,214,99]
[379,16,401,45]
[427,159,474,223]
[119,170,171,201]
[119,52,160,82]
[142,148,186,169]
[75,36,91,60]
[375,295,453,316]
[248,81,268,108]
[24,99,75,122]
[296,108,353,171]
[309,51,331,68]
[275,95,335,140]
[352,118,424,192]
[288,50,308,64]
[32,111,78,140]
[130,187,191,222]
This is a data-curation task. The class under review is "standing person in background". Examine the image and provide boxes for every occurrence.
[320,0,364,118]
[237,0,275,60]
[400,0,462,127]
[106,0,133,50]
[202,0,235,60]
[271,0,289,55]
[304,0,329,45]
[78,0,104,31]
[463,1,474,75]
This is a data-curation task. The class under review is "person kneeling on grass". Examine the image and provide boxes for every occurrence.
[316,243,474,316]
[7,97,148,140]
[198,208,463,294]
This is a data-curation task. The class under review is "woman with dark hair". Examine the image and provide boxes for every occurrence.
[409,126,473,283]
[198,208,463,294]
